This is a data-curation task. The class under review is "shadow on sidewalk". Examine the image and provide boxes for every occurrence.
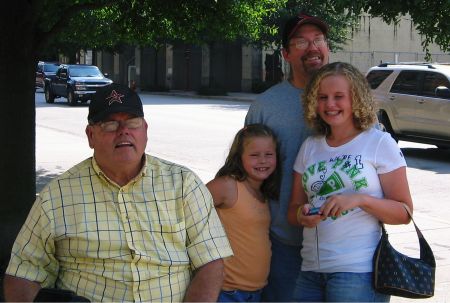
[36,168,61,193]
[402,147,450,174]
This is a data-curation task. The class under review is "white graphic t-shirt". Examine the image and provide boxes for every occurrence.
[293,128,406,273]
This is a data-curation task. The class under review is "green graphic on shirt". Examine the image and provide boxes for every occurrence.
[317,171,344,196]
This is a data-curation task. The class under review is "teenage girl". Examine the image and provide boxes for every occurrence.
[206,124,281,302]
[287,62,413,302]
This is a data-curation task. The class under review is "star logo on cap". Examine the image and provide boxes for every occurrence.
[106,90,124,105]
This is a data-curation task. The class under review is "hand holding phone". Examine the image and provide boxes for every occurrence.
[307,207,321,216]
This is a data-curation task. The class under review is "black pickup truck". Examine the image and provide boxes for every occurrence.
[45,64,113,105]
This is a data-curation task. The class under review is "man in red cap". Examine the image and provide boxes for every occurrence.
[245,13,330,301]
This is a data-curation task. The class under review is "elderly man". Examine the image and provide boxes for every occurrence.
[4,84,232,302]
[245,13,330,301]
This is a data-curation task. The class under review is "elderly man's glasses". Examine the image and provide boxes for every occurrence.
[93,117,143,132]
[290,36,327,50]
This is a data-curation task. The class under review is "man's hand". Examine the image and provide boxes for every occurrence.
[3,274,41,302]
[183,259,224,302]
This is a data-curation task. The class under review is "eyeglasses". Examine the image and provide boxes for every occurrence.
[93,117,143,132]
[289,36,327,50]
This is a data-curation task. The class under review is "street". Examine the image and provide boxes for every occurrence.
[35,91,450,301]
[35,91,248,190]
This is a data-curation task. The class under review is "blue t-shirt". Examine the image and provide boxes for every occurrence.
[245,80,312,246]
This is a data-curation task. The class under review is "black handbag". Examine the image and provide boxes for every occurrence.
[373,206,436,298]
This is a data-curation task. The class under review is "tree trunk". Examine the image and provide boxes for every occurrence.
[0,1,37,293]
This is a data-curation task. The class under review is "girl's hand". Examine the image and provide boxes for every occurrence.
[320,194,362,218]
[297,204,323,228]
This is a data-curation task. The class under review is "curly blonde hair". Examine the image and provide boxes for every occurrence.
[302,62,377,135]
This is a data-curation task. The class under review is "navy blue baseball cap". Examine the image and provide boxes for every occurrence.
[88,83,144,123]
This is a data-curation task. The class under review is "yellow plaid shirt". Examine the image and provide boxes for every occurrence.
[6,155,232,302]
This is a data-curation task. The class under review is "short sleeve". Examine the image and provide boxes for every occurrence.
[244,99,263,126]
[5,194,59,287]
[375,132,407,174]
[293,136,312,174]
[182,173,233,270]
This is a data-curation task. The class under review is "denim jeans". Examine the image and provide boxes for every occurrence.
[218,289,262,302]
[261,236,302,302]
[293,271,390,302]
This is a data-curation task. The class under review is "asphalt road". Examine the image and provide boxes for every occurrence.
[35,91,450,301]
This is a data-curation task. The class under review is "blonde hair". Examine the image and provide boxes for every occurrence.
[302,62,377,135]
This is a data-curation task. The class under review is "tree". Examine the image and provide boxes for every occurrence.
[256,0,359,51]
[2,0,450,291]
[0,0,288,285]
[332,0,450,60]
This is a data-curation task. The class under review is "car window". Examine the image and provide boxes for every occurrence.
[57,68,67,78]
[69,66,102,77]
[44,63,59,73]
[390,71,421,95]
[421,72,450,97]
[366,70,393,89]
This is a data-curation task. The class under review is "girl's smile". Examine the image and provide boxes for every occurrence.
[317,74,355,129]
[241,136,277,184]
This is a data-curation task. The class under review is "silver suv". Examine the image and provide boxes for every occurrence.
[366,63,450,149]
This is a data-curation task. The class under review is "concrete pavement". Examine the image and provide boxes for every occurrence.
[143,90,450,302]
[143,89,258,103]
[34,90,450,301]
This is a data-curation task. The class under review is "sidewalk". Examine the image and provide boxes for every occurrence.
[144,90,450,302]
[143,91,450,302]
[143,89,258,102]
[387,213,450,302]
[32,90,449,302]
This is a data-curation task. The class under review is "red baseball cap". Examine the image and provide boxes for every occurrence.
[282,13,329,48]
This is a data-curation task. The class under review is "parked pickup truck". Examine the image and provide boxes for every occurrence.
[36,61,60,91]
[45,64,113,106]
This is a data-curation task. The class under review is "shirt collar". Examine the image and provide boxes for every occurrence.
[91,155,148,188]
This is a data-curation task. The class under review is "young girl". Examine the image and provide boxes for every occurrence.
[287,62,414,302]
[207,124,281,302]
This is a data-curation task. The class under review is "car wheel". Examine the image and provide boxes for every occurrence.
[44,85,55,103]
[67,89,77,106]
[378,112,398,142]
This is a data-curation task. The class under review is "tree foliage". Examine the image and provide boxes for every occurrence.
[36,0,288,58]
[331,0,450,60]
[256,0,359,51]
[2,0,450,294]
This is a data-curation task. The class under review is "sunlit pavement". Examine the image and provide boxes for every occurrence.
[35,91,450,302]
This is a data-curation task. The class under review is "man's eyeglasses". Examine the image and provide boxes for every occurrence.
[290,36,327,50]
[92,117,143,132]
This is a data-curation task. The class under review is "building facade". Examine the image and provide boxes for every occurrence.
[78,14,450,92]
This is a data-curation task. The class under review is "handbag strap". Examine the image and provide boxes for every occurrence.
[380,204,435,266]
[381,204,423,238]
[401,204,426,239]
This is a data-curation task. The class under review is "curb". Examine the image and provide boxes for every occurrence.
[139,91,256,103]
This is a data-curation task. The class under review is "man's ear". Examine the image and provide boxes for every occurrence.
[85,125,95,149]
[281,47,290,62]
